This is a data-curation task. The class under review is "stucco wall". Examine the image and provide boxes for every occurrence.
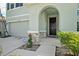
[31,3,77,32]
[77,16,79,22]
[6,3,77,37]
[39,12,46,32]
[6,4,30,37]
[6,4,29,17]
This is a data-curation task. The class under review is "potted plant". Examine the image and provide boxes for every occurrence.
[57,32,79,56]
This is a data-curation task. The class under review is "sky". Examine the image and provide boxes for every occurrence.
[0,3,6,17]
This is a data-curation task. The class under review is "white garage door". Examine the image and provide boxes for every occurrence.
[9,21,29,37]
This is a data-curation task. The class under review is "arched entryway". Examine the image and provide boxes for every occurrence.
[39,6,59,38]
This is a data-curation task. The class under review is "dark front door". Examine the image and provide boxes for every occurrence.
[49,17,56,35]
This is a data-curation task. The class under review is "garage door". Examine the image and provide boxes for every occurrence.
[9,21,29,37]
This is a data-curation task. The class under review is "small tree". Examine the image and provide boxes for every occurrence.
[57,32,79,56]
[27,34,33,48]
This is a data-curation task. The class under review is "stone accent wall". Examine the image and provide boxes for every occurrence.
[39,32,47,38]
[27,32,40,44]
[27,31,47,44]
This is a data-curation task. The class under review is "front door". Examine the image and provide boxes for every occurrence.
[49,17,56,36]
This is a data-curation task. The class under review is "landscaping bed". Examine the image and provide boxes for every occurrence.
[19,44,40,51]
[55,46,78,56]
[57,32,79,56]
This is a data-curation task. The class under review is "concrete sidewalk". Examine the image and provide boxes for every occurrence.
[7,38,61,56]
[39,38,61,47]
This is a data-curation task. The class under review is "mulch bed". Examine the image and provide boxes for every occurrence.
[55,46,74,56]
[19,44,40,51]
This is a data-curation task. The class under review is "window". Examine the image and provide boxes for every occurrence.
[16,3,23,7]
[20,3,23,6]
[16,3,20,7]
[77,22,79,31]
[7,3,9,10]
[11,3,14,9]
[7,3,23,10]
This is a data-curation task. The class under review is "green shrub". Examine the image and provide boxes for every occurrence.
[27,34,33,48]
[57,32,79,56]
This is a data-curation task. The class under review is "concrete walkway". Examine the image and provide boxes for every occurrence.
[40,37,61,47]
[7,37,61,56]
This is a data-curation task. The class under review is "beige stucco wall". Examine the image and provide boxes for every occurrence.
[6,3,77,37]
[6,4,29,17]
[6,4,30,37]
[39,11,47,32]
[77,16,79,22]
[31,3,77,32]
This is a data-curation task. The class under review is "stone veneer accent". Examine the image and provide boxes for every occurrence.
[27,31,47,44]
[27,31,40,44]
[39,32,47,38]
